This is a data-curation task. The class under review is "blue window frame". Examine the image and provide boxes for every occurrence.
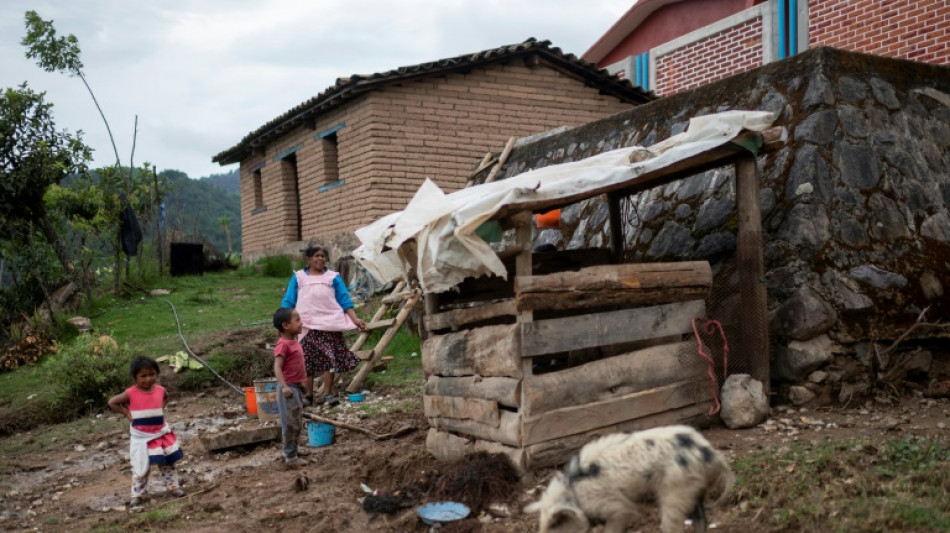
[778,0,799,60]
[634,52,650,91]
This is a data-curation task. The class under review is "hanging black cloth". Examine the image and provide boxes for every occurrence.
[120,202,143,256]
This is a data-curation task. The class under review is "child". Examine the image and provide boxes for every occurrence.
[273,307,310,466]
[108,355,185,507]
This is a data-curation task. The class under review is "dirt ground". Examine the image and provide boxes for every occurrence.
[2,373,949,532]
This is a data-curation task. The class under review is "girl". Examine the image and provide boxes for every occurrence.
[108,355,185,507]
[281,245,367,405]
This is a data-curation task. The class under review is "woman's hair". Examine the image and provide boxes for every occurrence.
[130,355,160,378]
[273,307,294,332]
[303,245,329,262]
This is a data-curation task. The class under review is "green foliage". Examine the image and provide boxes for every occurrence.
[44,334,130,418]
[0,232,67,335]
[21,10,84,76]
[258,255,292,278]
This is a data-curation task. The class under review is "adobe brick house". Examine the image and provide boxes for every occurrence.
[583,0,949,95]
[212,39,652,261]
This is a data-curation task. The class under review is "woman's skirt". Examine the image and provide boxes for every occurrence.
[300,329,361,374]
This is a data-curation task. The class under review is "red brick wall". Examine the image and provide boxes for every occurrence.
[809,0,950,65]
[240,62,635,256]
[655,16,764,95]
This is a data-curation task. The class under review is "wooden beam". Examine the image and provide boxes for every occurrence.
[521,300,705,357]
[381,291,414,305]
[518,287,711,313]
[424,375,521,408]
[736,155,770,393]
[350,281,405,352]
[522,340,704,415]
[422,323,523,378]
[428,409,522,447]
[516,261,711,293]
[424,395,500,427]
[346,289,422,392]
[426,299,517,331]
[426,428,526,473]
[607,192,624,263]
[364,318,396,331]
[521,379,707,445]
[484,136,518,184]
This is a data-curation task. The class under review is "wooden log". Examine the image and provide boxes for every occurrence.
[364,318,396,331]
[381,291,414,305]
[607,192,623,263]
[736,155,770,393]
[424,375,521,408]
[484,136,517,184]
[346,289,422,392]
[424,395,500,427]
[521,379,708,445]
[515,261,711,293]
[523,341,704,414]
[427,299,517,331]
[426,428,526,473]
[200,425,280,453]
[428,409,522,447]
[521,300,705,357]
[351,281,406,352]
[524,404,708,469]
[302,412,415,441]
[422,323,522,378]
[518,287,711,312]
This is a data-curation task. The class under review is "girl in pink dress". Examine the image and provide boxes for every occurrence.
[108,356,185,507]
[281,246,367,405]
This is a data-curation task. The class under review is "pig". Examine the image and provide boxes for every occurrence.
[524,425,734,533]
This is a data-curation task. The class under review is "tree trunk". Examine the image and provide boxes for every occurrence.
[34,213,74,275]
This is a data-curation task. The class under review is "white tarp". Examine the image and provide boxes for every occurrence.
[353,110,776,294]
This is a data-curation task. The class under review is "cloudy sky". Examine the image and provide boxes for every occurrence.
[0,0,636,179]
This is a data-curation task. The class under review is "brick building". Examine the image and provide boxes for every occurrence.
[212,39,652,261]
[584,0,950,96]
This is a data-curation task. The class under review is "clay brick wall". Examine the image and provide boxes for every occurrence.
[808,0,950,65]
[655,16,764,95]
[240,62,634,256]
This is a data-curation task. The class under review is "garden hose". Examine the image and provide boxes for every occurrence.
[155,298,244,396]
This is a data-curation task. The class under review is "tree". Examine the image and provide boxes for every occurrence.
[218,215,232,253]
[0,83,91,273]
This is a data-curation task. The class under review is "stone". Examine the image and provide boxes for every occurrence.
[834,142,881,190]
[837,105,868,138]
[759,187,776,217]
[694,196,735,232]
[695,232,736,258]
[920,213,950,243]
[838,381,870,404]
[559,201,582,227]
[902,350,932,380]
[795,110,838,144]
[66,316,93,333]
[920,271,944,300]
[788,386,817,405]
[535,228,562,248]
[720,374,769,429]
[837,216,869,248]
[832,279,873,310]
[771,286,837,341]
[777,203,831,257]
[803,74,835,108]
[869,77,901,109]
[838,76,868,103]
[675,171,713,200]
[567,218,588,249]
[850,264,907,289]
[809,371,828,384]
[787,145,833,202]
[646,222,693,259]
[773,335,834,381]
[588,200,609,230]
[867,194,910,242]
[674,203,692,219]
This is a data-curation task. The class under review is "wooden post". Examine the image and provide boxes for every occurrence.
[346,289,422,392]
[485,137,517,184]
[513,211,534,431]
[607,192,624,263]
[735,155,769,394]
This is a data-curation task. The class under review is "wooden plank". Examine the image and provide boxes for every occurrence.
[346,289,422,392]
[736,156,770,394]
[351,281,405,352]
[364,318,395,330]
[607,192,623,263]
[523,341,704,414]
[424,375,521,408]
[518,287,710,312]
[422,323,522,378]
[524,404,708,469]
[426,428,525,473]
[428,409,522,447]
[427,299,517,331]
[381,291,414,304]
[515,262,711,293]
[199,425,281,452]
[424,395,500,427]
[521,379,705,445]
[484,136,517,184]
[521,300,705,357]
[512,211,536,421]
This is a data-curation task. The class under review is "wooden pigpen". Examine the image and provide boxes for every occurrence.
[422,127,782,472]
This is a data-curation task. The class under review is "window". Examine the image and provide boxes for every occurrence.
[777,0,800,59]
[252,168,263,209]
[321,132,339,185]
[634,51,650,91]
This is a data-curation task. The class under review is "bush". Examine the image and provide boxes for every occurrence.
[258,255,292,278]
[45,334,130,418]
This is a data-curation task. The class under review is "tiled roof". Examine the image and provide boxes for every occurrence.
[213,38,656,165]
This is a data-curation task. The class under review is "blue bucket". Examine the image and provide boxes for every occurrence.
[306,421,335,447]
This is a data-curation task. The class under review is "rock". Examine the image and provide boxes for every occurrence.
[809,371,828,384]
[795,110,838,144]
[720,374,769,429]
[838,381,870,403]
[902,350,932,380]
[771,286,837,341]
[773,335,834,381]
[788,386,817,405]
[920,213,950,243]
[66,316,93,333]
[834,143,881,190]
[150,289,171,296]
[850,264,907,289]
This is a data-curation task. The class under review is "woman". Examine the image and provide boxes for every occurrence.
[281,246,366,405]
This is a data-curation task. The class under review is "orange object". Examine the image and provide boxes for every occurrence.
[244,386,258,416]
[536,209,561,229]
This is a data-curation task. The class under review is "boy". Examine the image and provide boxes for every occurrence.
[272,307,309,466]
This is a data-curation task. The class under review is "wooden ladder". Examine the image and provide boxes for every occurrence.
[345,281,422,393]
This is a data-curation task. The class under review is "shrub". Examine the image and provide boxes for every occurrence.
[258,255,292,278]
[45,334,130,418]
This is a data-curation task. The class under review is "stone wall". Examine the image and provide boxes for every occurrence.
[492,47,950,404]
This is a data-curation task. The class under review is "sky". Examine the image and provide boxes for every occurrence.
[0,0,637,180]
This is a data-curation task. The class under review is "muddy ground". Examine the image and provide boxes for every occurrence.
[2,361,949,532]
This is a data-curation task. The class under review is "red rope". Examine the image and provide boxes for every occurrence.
[692,318,729,416]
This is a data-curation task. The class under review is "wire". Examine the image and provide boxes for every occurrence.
[155,298,243,396]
